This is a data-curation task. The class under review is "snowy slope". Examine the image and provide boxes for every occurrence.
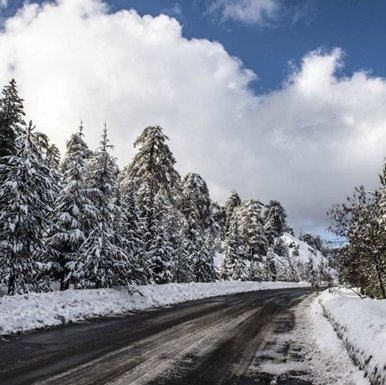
[0,281,309,336]
[319,288,386,385]
[215,233,336,282]
[279,232,337,281]
[281,232,327,265]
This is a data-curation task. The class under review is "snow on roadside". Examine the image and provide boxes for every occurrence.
[0,281,309,336]
[319,288,386,385]
[291,293,370,385]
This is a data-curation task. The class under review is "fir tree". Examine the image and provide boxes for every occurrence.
[163,203,190,283]
[128,125,180,204]
[75,126,131,288]
[306,256,319,287]
[0,121,56,294]
[221,208,248,281]
[44,124,95,290]
[0,79,25,157]
[180,173,216,282]
[225,190,241,235]
[33,132,50,155]
[239,199,268,261]
[273,237,289,258]
[329,184,386,298]
[115,180,145,284]
[46,144,61,170]
[32,131,61,170]
[146,193,174,284]
[211,201,226,242]
[299,233,323,252]
[263,250,277,281]
[119,171,146,283]
[264,200,288,245]
[126,125,181,282]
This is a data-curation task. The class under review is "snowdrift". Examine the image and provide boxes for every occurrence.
[319,289,386,385]
[0,281,309,336]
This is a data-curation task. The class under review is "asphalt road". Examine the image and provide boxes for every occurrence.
[0,287,313,385]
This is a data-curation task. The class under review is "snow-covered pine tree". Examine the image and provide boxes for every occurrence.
[44,124,95,290]
[126,125,181,283]
[75,126,131,288]
[0,121,57,294]
[306,256,319,287]
[273,238,299,282]
[263,249,277,281]
[299,233,323,252]
[146,193,174,284]
[373,165,386,297]
[31,131,62,206]
[264,200,288,245]
[329,184,386,298]
[116,178,145,284]
[237,199,268,281]
[272,237,289,258]
[0,79,25,158]
[33,131,50,155]
[225,190,241,236]
[45,144,61,170]
[210,201,226,243]
[31,131,61,170]
[128,125,180,204]
[239,199,268,260]
[220,208,248,281]
[180,173,216,282]
[0,79,27,227]
[163,202,190,283]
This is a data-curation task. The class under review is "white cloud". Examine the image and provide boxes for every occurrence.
[208,0,281,26]
[0,0,7,9]
[0,0,386,233]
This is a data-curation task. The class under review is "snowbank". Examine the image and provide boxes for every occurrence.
[274,294,370,385]
[319,288,386,385]
[0,281,310,336]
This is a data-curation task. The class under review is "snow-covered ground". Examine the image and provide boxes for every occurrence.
[291,292,370,385]
[279,288,385,385]
[0,281,309,336]
[319,288,386,385]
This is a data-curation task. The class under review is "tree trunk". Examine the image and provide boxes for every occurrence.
[374,262,386,298]
[7,274,15,295]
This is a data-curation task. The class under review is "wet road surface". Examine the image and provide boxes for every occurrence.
[0,287,313,385]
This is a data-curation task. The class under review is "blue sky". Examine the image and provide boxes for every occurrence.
[111,0,386,93]
[4,0,386,92]
[1,0,386,236]
[91,0,386,92]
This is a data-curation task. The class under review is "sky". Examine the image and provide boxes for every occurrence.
[1,0,386,237]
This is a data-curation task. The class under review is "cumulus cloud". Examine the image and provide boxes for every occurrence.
[208,0,280,26]
[0,0,386,234]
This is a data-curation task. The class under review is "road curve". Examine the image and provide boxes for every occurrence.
[0,287,312,385]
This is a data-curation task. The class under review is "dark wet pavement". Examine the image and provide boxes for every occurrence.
[0,287,313,385]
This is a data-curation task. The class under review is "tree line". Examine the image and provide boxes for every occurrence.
[0,80,325,295]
